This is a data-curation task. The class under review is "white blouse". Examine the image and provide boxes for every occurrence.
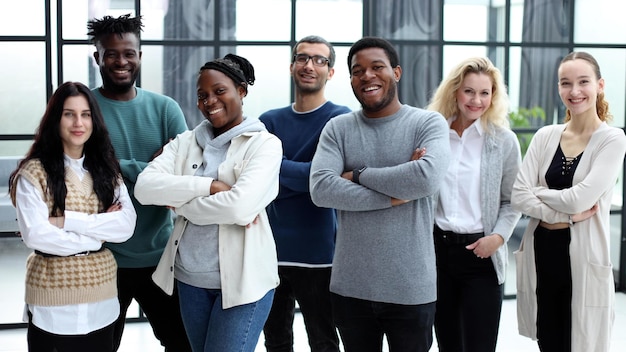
[435,117,485,234]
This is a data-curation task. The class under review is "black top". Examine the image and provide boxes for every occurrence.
[545,144,583,190]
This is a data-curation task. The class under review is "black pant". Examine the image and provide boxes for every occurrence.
[534,225,572,352]
[331,293,435,352]
[113,267,191,352]
[263,266,340,352]
[434,230,503,352]
[27,317,115,352]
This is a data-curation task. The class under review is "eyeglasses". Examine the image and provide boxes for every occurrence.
[293,54,329,67]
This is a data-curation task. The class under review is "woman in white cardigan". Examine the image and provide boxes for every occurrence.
[512,52,626,352]
[134,54,282,352]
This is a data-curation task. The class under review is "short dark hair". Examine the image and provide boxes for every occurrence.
[87,13,143,45]
[199,54,256,94]
[347,37,400,71]
[292,35,336,68]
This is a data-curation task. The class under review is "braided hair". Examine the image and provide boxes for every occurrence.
[199,54,255,94]
[87,13,143,44]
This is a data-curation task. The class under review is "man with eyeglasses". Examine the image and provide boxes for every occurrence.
[259,35,350,352]
[310,37,450,351]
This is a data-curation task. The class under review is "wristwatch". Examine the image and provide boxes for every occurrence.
[353,166,367,184]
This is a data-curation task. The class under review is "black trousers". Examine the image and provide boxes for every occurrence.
[27,315,115,352]
[534,225,572,352]
[263,266,340,352]
[113,266,191,352]
[331,293,435,352]
[433,229,503,352]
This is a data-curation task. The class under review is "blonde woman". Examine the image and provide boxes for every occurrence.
[427,57,521,351]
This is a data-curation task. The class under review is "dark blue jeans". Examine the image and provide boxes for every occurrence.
[434,233,504,352]
[263,266,339,352]
[330,292,435,352]
[177,281,274,352]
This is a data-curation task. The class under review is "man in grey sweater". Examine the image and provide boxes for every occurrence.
[310,37,450,351]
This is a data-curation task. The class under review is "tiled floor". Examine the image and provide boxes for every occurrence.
[2,235,626,351]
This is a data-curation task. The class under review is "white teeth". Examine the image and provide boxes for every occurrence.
[209,108,222,115]
[364,86,378,92]
[570,98,584,103]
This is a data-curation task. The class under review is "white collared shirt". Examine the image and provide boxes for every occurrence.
[435,117,485,234]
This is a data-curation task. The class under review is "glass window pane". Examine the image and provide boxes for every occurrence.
[141,45,221,128]
[509,0,524,43]
[442,45,488,78]
[443,1,489,42]
[61,44,96,86]
[296,0,362,43]
[233,46,292,119]
[324,46,360,112]
[149,1,217,41]
[236,0,291,41]
[0,43,47,135]
[375,1,440,40]
[63,0,136,40]
[514,0,569,44]
[0,0,45,36]
[575,0,626,44]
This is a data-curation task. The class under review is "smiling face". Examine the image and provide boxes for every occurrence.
[94,32,142,95]
[291,42,334,94]
[196,69,246,135]
[455,72,493,124]
[59,95,93,158]
[349,47,402,118]
[558,58,604,118]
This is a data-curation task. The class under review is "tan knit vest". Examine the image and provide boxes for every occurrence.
[16,159,118,306]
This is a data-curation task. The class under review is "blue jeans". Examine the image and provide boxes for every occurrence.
[331,293,435,352]
[263,266,339,352]
[177,280,274,352]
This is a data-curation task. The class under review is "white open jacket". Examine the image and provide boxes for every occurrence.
[512,122,626,352]
[135,128,282,309]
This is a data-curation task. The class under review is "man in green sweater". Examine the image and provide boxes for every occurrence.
[87,14,191,351]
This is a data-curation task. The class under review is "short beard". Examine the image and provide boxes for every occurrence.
[357,81,397,114]
[294,79,324,95]
[100,69,138,95]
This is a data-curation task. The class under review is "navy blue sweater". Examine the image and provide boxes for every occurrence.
[259,101,351,266]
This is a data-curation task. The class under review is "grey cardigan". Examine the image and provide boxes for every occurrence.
[477,124,522,284]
